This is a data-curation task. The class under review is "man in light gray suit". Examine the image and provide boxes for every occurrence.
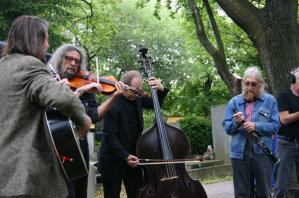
[0,15,92,197]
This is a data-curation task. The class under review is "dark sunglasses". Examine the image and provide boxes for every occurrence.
[244,81,258,87]
[64,56,81,66]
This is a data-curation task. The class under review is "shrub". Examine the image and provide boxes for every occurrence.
[179,115,213,155]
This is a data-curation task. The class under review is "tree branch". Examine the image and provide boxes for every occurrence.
[203,0,225,59]
[215,0,263,37]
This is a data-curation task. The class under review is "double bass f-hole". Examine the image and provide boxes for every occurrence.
[136,44,207,197]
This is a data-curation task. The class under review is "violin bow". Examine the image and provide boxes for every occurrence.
[123,158,204,165]
[96,55,99,84]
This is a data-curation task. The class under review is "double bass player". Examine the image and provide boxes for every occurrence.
[98,70,169,197]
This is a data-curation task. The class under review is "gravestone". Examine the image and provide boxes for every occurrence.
[211,104,231,160]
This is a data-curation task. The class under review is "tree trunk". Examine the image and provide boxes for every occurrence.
[215,0,299,97]
[187,0,242,97]
[215,0,299,192]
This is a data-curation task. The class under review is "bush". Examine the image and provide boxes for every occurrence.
[179,115,213,155]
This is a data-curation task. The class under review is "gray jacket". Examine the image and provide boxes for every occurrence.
[0,54,88,197]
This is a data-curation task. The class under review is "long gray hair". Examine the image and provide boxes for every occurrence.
[242,66,265,93]
[48,44,86,71]
[1,15,49,58]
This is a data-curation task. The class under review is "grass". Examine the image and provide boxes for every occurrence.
[93,176,233,197]
[93,183,127,198]
[200,175,233,185]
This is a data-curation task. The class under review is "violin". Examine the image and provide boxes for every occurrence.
[136,44,207,197]
[69,69,148,98]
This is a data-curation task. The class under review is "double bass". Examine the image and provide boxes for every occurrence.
[136,44,208,197]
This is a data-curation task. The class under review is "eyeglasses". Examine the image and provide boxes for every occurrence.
[244,81,258,87]
[64,56,81,66]
[130,87,142,93]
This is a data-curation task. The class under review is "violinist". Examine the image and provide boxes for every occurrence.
[48,44,127,198]
[98,70,169,198]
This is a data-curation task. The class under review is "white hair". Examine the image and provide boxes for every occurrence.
[242,66,265,93]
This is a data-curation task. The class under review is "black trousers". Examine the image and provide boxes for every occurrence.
[102,164,143,198]
[65,139,89,198]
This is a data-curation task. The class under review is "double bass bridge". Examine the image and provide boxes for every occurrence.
[160,176,179,182]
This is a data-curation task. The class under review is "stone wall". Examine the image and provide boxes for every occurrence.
[211,104,231,160]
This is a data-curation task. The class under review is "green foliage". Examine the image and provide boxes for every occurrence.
[142,110,155,131]
[0,0,78,49]
[200,175,233,185]
[165,63,231,116]
[0,0,121,56]
[179,115,212,155]
[1,0,252,118]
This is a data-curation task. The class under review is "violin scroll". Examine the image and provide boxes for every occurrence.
[134,88,148,99]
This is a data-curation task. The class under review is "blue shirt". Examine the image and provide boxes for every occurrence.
[222,93,281,159]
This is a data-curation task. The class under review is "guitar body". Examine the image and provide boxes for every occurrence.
[44,107,88,181]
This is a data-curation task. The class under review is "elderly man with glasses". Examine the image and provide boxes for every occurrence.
[222,66,280,198]
[48,44,127,198]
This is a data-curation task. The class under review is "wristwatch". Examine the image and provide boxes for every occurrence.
[76,88,83,97]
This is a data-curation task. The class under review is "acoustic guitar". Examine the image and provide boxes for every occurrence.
[44,63,88,181]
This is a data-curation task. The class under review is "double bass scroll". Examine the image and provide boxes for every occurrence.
[136,44,208,198]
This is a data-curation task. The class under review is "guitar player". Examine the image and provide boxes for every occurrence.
[0,16,92,198]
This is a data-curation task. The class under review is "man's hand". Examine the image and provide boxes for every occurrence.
[233,112,244,123]
[148,77,164,91]
[60,78,71,88]
[111,81,128,98]
[81,82,103,94]
[78,115,92,140]
[243,122,256,133]
[126,155,139,168]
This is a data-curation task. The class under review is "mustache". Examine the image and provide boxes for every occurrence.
[243,88,259,101]
[66,66,76,70]
[244,88,256,93]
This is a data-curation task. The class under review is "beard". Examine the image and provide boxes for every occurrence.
[58,65,77,80]
[243,88,260,102]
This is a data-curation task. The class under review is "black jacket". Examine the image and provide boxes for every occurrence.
[98,88,169,181]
